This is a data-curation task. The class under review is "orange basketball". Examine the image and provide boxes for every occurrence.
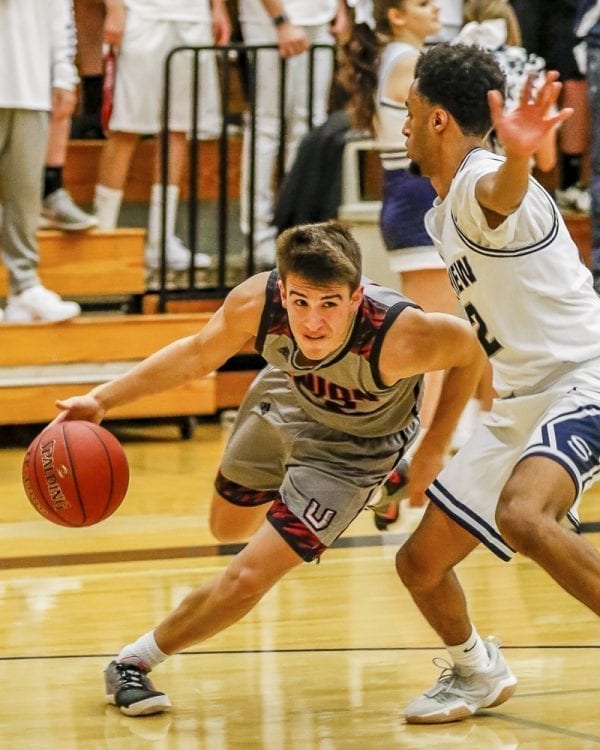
[22,420,129,527]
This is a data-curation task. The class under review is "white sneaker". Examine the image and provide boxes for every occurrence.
[0,307,4,322]
[40,189,98,231]
[145,236,211,272]
[575,187,591,214]
[405,639,518,724]
[4,285,81,323]
[172,235,211,270]
[556,183,590,214]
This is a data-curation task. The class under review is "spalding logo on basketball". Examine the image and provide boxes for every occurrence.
[22,420,129,527]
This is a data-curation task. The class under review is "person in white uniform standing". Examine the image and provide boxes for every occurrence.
[238,0,350,269]
[394,42,600,724]
[0,0,82,322]
[93,0,230,271]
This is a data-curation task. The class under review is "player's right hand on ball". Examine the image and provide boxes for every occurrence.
[54,394,106,425]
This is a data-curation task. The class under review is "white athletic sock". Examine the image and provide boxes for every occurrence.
[94,184,123,230]
[117,631,169,670]
[446,626,491,673]
[147,183,179,248]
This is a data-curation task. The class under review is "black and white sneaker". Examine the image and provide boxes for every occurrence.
[104,659,171,716]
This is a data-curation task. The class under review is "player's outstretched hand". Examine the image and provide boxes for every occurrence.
[488,71,573,160]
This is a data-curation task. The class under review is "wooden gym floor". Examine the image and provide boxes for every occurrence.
[0,419,598,749]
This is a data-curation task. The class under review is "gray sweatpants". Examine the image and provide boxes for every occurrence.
[0,109,48,294]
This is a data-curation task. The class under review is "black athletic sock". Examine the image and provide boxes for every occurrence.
[560,153,582,190]
[43,166,63,199]
[81,75,103,116]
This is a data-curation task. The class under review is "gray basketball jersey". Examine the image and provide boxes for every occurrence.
[255,271,423,437]
[425,148,600,398]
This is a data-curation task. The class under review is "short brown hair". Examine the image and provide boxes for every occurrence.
[276,221,362,291]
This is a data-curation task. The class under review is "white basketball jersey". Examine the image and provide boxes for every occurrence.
[425,148,600,397]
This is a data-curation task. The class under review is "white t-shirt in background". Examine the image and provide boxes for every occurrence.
[125,0,211,22]
[238,0,338,27]
[0,0,78,110]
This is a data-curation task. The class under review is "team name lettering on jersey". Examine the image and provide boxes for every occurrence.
[295,373,379,413]
[448,255,477,296]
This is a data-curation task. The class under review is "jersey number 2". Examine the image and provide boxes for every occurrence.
[464,302,502,356]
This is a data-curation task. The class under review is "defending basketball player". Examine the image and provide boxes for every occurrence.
[55,220,484,716]
[393,43,600,724]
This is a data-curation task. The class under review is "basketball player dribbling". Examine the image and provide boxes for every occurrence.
[55,220,484,716]
[394,43,600,724]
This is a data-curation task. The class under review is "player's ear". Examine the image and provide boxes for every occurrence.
[351,285,364,309]
[432,107,449,132]
[277,279,288,307]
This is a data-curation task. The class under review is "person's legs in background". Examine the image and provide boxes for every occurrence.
[94,16,216,272]
[94,129,139,231]
[40,104,98,231]
[72,0,105,139]
[548,2,590,212]
[40,0,100,231]
[239,28,283,270]
[511,0,590,208]
[0,110,80,322]
[142,22,221,272]
[240,22,335,270]
[286,24,334,168]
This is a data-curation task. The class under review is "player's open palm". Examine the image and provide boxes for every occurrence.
[488,71,573,159]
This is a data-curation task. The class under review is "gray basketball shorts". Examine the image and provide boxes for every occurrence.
[427,360,600,561]
[217,366,418,554]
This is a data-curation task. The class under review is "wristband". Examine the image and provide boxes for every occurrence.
[272,14,289,27]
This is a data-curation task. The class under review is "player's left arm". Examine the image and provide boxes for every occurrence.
[476,71,573,227]
[379,308,486,496]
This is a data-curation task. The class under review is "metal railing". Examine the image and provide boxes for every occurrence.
[155,42,336,311]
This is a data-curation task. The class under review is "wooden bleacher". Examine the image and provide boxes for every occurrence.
[0,315,212,424]
[0,308,258,428]
[0,228,145,301]
[0,133,258,430]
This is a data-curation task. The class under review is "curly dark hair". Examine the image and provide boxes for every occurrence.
[414,43,506,137]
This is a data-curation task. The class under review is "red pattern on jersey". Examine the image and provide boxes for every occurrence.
[350,296,389,359]
[265,277,293,338]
